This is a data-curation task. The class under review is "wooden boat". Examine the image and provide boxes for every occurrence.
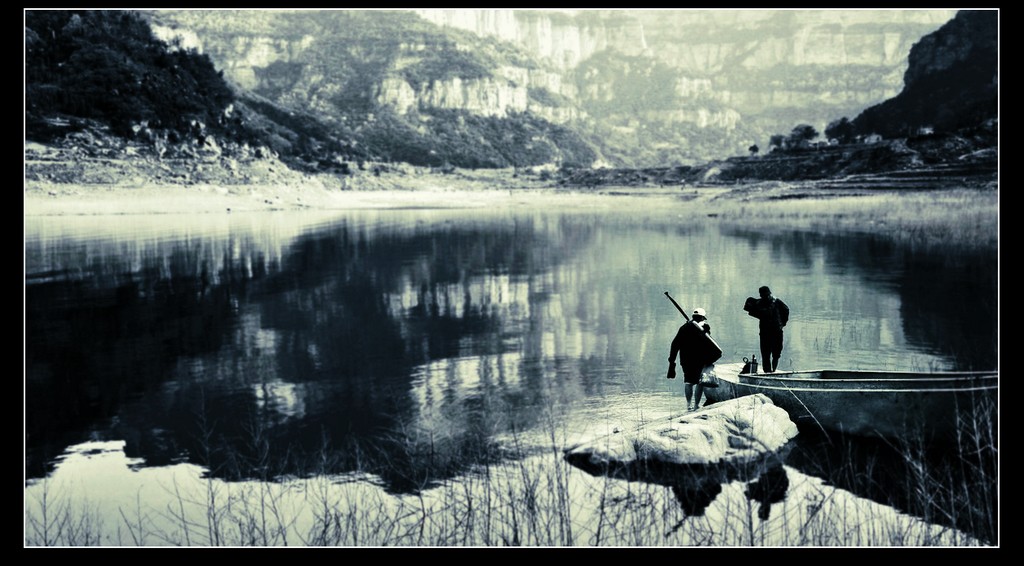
[703,362,998,442]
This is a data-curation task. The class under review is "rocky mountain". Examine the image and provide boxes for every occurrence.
[415,9,959,162]
[143,9,958,167]
[139,9,597,170]
[850,9,998,139]
[552,10,999,190]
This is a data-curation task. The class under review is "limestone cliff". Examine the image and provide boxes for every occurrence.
[413,10,954,102]
[413,9,648,69]
[147,10,579,123]
[413,9,958,163]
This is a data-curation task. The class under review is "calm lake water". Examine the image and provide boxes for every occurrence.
[24,200,999,544]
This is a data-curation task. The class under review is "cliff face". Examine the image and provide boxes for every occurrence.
[148,10,580,125]
[415,9,953,112]
[144,9,961,167]
[413,9,648,69]
[637,10,951,70]
[376,75,529,118]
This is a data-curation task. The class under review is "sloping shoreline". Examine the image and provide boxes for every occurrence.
[24,135,998,218]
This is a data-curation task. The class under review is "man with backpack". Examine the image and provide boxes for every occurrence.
[743,286,790,373]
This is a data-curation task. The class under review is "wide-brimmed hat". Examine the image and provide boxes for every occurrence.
[692,308,706,317]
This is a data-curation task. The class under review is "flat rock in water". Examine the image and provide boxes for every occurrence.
[563,394,798,486]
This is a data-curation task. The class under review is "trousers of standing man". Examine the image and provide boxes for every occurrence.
[759,328,784,374]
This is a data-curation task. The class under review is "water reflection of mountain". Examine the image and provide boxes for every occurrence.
[223,217,597,492]
[25,235,262,478]
[721,226,997,371]
[25,214,614,492]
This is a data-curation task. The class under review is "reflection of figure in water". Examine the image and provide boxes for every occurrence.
[667,307,713,411]
[743,286,790,373]
[745,464,790,520]
[671,474,723,517]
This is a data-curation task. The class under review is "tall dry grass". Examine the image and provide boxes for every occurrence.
[707,188,997,251]
[24,401,996,547]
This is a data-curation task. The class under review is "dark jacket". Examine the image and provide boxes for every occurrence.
[669,320,713,371]
[744,296,789,333]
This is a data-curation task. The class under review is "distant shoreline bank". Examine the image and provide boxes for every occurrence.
[24,179,699,217]
[25,134,997,218]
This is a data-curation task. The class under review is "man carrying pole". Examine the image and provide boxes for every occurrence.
[665,292,722,411]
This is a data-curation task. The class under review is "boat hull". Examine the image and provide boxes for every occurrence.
[703,365,998,441]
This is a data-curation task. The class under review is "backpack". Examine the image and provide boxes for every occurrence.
[775,298,790,327]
